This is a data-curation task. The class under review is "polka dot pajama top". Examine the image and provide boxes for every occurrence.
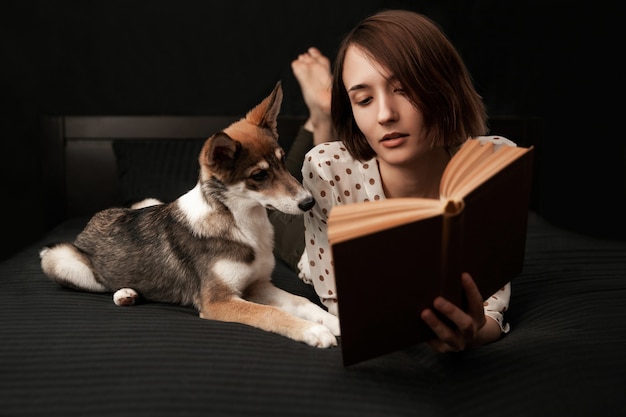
[297,135,515,333]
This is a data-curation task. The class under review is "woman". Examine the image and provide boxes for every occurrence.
[281,10,514,352]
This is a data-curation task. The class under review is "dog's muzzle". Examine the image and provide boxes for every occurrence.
[298,196,315,212]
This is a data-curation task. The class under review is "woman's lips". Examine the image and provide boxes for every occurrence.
[380,133,407,148]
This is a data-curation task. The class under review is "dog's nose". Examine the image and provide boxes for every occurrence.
[298,196,315,212]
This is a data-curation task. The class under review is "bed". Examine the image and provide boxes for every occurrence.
[1,115,625,417]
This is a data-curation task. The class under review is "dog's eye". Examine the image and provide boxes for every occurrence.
[250,170,269,182]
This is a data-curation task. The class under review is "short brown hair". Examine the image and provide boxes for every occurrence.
[331,10,487,161]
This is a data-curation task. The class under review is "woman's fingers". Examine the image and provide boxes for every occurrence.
[420,273,487,352]
[460,272,487,325]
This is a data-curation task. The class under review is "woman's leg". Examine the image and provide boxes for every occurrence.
[290,47,333,145]
[273,48,334,271]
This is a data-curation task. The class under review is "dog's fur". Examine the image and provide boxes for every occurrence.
[39,82,339,348]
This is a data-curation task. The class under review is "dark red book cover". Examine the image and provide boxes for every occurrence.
[332,149,533,366]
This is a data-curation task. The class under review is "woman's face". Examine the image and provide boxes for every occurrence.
[342,45,430,166]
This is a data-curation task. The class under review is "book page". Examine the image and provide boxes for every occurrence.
[327,139,532,245]
[328,198,443,244]
[441,140,531,200]
[440,140,495,195]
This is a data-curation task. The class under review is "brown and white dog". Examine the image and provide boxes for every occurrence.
[39,82,339,348]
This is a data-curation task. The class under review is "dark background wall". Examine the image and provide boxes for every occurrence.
[0,1,623,260]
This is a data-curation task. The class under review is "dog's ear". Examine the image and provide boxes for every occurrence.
[244,81,282,136]
[205,132,241,170]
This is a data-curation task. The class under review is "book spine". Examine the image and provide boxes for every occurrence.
[441,207,465,309]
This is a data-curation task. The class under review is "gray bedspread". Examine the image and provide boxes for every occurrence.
[1,212,625,417]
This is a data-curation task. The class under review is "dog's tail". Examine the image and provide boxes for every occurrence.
[39,243,108,293]
[131,198,163,209]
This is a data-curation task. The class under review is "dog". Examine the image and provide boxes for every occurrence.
[39,81,339,348]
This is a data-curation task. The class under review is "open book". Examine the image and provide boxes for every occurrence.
[328,139,534,365]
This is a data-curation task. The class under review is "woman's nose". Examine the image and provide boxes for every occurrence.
[377,95,399,124]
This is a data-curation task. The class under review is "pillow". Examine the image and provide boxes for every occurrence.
[112,139,206,206]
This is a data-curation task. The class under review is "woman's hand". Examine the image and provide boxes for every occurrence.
[420,272,502,352]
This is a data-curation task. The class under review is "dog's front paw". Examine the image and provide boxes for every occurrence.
[317,313,341,336]
[303,323,338,348]
[113,288,139,306]
[295,303,341,336]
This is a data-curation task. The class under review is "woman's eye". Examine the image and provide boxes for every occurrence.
[250,171,269,181]
[356,97,372,106]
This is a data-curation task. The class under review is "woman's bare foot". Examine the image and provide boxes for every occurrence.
[291,47,333,144]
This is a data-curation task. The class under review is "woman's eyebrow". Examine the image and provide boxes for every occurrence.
[347,83,367,92]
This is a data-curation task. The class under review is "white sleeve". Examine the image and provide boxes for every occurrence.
[484,283,511,333]
[297,146,341,315]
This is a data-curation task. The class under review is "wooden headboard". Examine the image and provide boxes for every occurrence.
[40,115,307,228]
[40,115,541,229]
